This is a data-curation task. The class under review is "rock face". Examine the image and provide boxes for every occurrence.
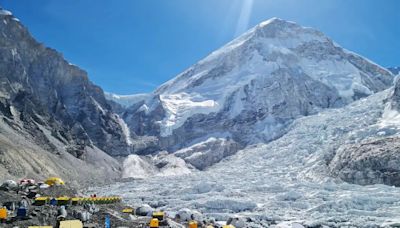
[389,77,400,111]
[329,137,400,186]
[115,18,393,168]
[0,9,131,157]
[0,8,130,182]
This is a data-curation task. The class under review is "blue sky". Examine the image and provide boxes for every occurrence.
[1,0,399,94]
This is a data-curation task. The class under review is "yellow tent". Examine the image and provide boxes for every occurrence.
[0,208,7,219]
[149,218,159,228]
[152,211,165,220]
[122,208,134,214]
[189,221,198,228]
[33,197,49,206]
[44,177,65,186]
[59,220,83,228]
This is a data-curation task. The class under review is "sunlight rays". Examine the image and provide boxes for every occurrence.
[234,0,254,37]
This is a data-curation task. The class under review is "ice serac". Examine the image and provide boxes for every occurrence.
[0,8,131,181]
[95,88,400,226]
[119,18,393,168]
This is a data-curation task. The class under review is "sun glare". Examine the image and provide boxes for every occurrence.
[234,0,254,37]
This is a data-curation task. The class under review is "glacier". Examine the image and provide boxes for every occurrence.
[91,89,400,227]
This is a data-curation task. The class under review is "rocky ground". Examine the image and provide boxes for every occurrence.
[0,179,242,228]
[0,181,157,228]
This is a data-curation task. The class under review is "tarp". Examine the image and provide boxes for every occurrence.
[59,220,83,228]
[105,215,110,228]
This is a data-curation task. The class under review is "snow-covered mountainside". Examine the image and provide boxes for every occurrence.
[115,18,393,170]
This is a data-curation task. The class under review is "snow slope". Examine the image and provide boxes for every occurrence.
[92,89,400,227]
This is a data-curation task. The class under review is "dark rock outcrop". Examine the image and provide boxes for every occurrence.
[329,137,400,186]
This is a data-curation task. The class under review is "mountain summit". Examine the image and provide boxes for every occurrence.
[115,18,393,170]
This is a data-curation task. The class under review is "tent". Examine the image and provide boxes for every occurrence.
[189,221,198,228]
[0,208,7,219]
[44,177,65,186]
[19,179,35,185]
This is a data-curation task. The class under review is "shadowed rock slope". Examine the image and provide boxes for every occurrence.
[0,8,131,183]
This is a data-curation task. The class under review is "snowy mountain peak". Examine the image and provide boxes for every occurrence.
[257,17,306,32]
[259,17,286,25]
[119,18,393,168]
[155,17,390,101]
[155,18,334,97]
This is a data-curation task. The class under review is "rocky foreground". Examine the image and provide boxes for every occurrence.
[0,180,144,227]
[0,178,261,228]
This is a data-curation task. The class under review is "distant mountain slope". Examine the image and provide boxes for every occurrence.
[388,66,400,75]
[105,92,151,108]
[0,8,132,182]
[117,18,393,169]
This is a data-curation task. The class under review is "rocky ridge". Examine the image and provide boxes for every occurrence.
[0,8,131,183]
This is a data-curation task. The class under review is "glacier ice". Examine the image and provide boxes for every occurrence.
[91,89,400,226]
